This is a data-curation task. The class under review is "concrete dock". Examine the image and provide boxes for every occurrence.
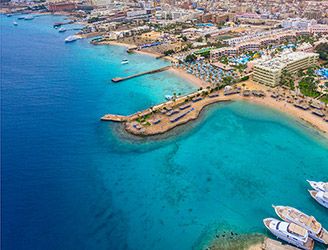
[112,66,171,82]
[100,89,204,122]
[262,238,299,250]
[101,114,129,122]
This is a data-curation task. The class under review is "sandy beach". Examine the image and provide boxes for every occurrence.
[233,80,328,137]
[96,41,327,138]
[103,79,328,138]
[165,71,328,137]
[94,40,179,62]
[169,67,210,88]
[168,68,328,136]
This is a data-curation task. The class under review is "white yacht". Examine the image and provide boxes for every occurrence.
[263,218,314,250]
[273,205,328,244]
[307,180,328,192]
[309,190,328,208]
[13,21,18,26]
[65,35,80,43]
[121,59,129,65]
[58,27,66,33]
[24,15,34,20]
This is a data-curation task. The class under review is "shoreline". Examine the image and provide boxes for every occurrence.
[169,67,211,88]
[95,40,327,139]
[232,80,328,138]
[94,40,179,62]
[103,79,328,139]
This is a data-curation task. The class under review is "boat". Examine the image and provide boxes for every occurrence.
[165,95,173,100]
[309,190,328,208]
[65,35,80,43]
[273,205,328,244]
[121,59,129,65]
[307,180,328,192]
[263,218,314,250]
[58,27,66,33]
[7,14,12,17]
[17,16,25,20]
[13,21,18,26]
[24,15,34,20]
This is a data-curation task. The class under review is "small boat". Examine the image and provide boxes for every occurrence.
[309,190,328,208]
[17,16,25,20]
[121,59,129,65]
[263,218,314,250]
[24,15,34,20]
[13,21,18,26]
[273,205,328,244]
[165,95,173,100]
[58,27,66,33]
[65,35,80,43]
[307,180,328,192]
[7,14,12,17]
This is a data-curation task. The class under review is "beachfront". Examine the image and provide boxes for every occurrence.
[93,37,328,138]
[102,63,328,137]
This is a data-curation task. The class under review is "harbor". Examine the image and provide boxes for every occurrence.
[262,180,328,250]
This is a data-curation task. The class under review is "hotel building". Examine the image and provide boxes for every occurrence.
[253,52,319,87]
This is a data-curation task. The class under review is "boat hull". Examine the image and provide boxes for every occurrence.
[263,218,313,250]
[266,228,312,250]
[273,205,328,244]
[309,190,328,208]
[307,180,328,192]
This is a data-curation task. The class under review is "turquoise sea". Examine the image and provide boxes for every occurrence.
[1,14,327,250]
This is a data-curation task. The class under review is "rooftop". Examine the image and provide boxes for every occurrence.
[254,52,318,71]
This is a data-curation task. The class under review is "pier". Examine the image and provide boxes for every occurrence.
[111,66,171,83]
[101,114,129,122]
[53,21,74,28]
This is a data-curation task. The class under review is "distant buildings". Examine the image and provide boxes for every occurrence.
[253,52,319,87]
[281,18,317,30]
[48,2,76,12]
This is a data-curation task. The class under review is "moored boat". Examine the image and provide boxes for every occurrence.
[13,21,18,26]
[263,218,314,250]
[121,59,129,65]
[165,95,173,101]
[307,180,328,192]
[65,35,80,43]
[58,27,66,33]
[24,15,34,20]
[309,190,328,208]
[273,205,328,244]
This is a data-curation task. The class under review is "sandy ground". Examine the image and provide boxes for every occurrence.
[123,81,328,138]
[247,238,299,250]
[169,68,211,88]
[95,40,179,62]
[234,80,328,137]
[165,72,328,137]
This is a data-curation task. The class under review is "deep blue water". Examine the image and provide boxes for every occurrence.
[1,15,328,250]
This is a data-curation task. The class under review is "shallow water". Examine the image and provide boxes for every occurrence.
[1,14,328,250]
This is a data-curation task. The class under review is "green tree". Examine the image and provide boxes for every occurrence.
[205,34,211,41]
[315,43,328,61]
[185,54,197,62]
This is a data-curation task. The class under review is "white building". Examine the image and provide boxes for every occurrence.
[281,18,317,30]
[253,52,319,87]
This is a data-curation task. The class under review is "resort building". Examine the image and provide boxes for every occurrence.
[281,18,317,29]
[253,52,319,87]
[309,24,328,34]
